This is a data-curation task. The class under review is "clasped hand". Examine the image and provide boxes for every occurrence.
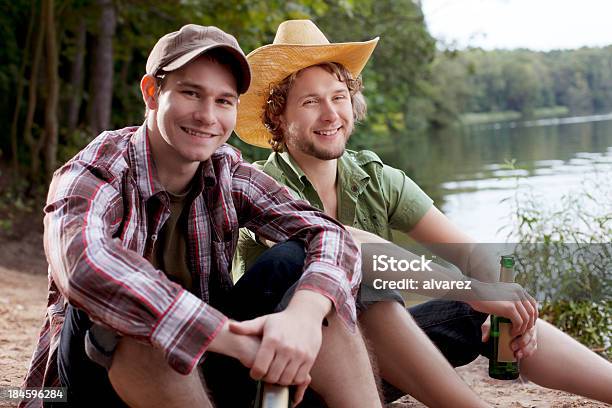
[228,291,329,406]
[468,281,538,360]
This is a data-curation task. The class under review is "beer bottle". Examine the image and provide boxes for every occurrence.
[254,382,290,408]
[488,255,520,380]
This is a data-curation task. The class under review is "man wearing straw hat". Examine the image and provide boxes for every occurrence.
[21,24,385,408]
[234,19,612,406]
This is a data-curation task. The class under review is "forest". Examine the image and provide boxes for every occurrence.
[2,0,612,188]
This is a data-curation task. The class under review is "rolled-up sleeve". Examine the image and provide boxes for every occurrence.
[382,165,433,232]
[44,162,226,375]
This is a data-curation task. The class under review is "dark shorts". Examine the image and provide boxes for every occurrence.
[56,240,309,407]
[56,240,489,407]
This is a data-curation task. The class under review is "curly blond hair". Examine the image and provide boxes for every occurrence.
[262,62,367,152]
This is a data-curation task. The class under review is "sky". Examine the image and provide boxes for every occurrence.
[420,0,612,50]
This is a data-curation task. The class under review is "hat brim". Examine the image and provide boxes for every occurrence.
[162,45,252,94]
[235,38,379,148]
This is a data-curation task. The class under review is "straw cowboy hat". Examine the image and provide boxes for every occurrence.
[235,19,379,148]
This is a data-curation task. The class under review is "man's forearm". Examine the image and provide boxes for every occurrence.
[208,320,259,365]
[351,226,504,301]
[286,290,333,323]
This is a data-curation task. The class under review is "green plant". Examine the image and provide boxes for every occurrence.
[540,301,611,359]
[0,170,39,235]
[0,218,13,232]
[502,162,611,357]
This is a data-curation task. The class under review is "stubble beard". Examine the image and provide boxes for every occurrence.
[285,122,352,161]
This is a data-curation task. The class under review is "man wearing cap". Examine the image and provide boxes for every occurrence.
[21,24,383,408]
[234,19,612,406]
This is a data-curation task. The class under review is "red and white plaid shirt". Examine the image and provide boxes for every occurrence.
[21,125,360,407]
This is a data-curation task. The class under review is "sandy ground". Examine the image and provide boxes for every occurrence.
[0,267,47,408]
[0,229,609,407]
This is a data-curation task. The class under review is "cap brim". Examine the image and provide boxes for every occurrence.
[235,38,379,148]
[162,45,251,94]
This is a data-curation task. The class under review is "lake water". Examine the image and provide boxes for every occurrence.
[377,113,612,242]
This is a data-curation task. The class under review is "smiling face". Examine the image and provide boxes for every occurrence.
[144,55,238,171]
[280,65,354,161]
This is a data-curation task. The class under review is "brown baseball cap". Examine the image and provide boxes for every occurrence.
[146,24,251,94]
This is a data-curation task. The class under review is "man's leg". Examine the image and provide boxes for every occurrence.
[57,305,213,407]
[231,240,382,407]
[57,306,129,407]
[410,300,612,404]
[408,299,487,367]
[365,299,612,405]
[519,319,612,403]
[359,300,490,408]
[308,312,382,408]
[108,337,212,408]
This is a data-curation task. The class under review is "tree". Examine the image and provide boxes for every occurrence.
[43,0,59,178]
[8,0,36,174]
[23,0,45,180]
[88,0,116,137]
[66,19,87,138]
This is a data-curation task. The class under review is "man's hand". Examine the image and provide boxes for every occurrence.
[468,281,538,337]
[207,320,261,368]
[481,316,538,360]
[229,290,331,406]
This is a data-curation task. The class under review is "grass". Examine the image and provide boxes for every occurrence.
[504,163,611,358]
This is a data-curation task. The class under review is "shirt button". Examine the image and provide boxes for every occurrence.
[351,185,357,192]
[151,234,158,242]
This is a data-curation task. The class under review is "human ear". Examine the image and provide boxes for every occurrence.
[140,75,158,111]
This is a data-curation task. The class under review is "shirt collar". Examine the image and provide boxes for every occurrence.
[264,150,371,197]
[263,150,309,192]
[338,152,371,197]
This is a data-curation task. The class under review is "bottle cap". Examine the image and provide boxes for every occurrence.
[500,255,515,268]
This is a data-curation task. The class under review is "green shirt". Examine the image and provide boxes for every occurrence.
[232,149,433,281]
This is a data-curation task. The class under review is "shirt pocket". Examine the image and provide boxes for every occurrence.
[210,239,236,291]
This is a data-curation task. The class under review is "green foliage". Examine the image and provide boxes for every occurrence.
[509,173,611,244]
[430,46,612,124]
[504,163,611,357]
[2,0,370,176]
[0,168,38,234]
[540,301,611,359]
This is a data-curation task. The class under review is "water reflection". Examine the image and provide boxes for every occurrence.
[374,115,612,241]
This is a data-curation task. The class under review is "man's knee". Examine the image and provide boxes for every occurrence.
[249,240,306,282]
[230,240,306,319]
[410,300,487,367]
[321,311,367,351]
[314,313,383,407]
[109,338,211,408]
[57,306,129,406]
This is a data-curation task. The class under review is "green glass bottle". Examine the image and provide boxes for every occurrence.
[254,382,290,408]
[489,255,520,380]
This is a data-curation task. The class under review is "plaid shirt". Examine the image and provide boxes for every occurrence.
[21,125,360,407]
